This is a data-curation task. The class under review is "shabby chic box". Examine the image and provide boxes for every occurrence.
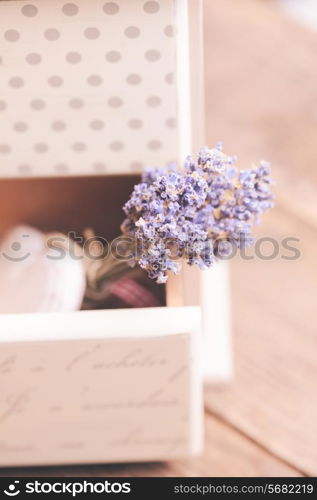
[0,0,231,467]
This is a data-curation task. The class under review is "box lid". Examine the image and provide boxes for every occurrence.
[0,0,202,178]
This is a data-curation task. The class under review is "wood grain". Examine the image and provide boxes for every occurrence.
[203,0,317,477]
[204,0,317,226]
[205,207,317,477]
[204,0,317,179]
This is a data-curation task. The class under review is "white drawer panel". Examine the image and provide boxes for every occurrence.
[0,306,203,466]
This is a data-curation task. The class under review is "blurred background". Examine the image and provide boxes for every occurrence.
[204,0,317,477]
[1,0,316,478]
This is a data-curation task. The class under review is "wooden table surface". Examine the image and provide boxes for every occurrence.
[1,0,316,477]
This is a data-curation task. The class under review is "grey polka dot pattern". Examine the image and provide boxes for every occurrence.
[164,25,174,37]
[145,49,161,62]
[87,74,103,86]
[90,119,105,130]
[124,26,140,39]
[18,164,31,174]
[48,75,63,87]
[0,144,11,154]
[44,28,60,41]
[4,29,20,42]
[126,74,142,85]
[69,98,84,109]
[128,119,143,129]
[51,121,66,131]
[34,142,49,153]
[21,4,38,17]
[1,0,179,176]
[62,3,79,16]
[146,95,161,107]
[26,53,42,65]
[130,161,144,171]
[165,72,174,84]
[54,163,69,172]
[108,97,123,108]
[166,117,176,128]
[103,2,120,15]
[84,27,100,40]
[105,50,121,63]
[144,1,160,14]
[72,141,86,152]
[30,99,45,110]
[148,139,162,150]
[110,141,124,151]
[14,122,28,133]
[9,77,24,89]
[167,159,177,167]
[66,51,82,64]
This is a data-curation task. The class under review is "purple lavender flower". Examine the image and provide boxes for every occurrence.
[121,144,274,283]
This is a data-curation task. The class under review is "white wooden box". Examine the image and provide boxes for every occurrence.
[0,0,231,467]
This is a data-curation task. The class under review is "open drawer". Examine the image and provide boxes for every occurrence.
[0,175,203,466]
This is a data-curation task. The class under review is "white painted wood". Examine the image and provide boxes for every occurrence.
[200,263,233,382]
[0,306,203,466]
[181,263,233,383]
[175,0,192,162]
[178,0,233,383]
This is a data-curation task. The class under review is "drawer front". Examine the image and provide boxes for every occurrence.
[0,0,203,178]
[0,306,203,466]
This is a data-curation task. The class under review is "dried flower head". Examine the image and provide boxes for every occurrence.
[121,144,274,283]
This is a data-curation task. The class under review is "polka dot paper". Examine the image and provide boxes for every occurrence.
[0,0,178,176]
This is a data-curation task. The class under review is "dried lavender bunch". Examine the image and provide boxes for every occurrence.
[121,143,274,283]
